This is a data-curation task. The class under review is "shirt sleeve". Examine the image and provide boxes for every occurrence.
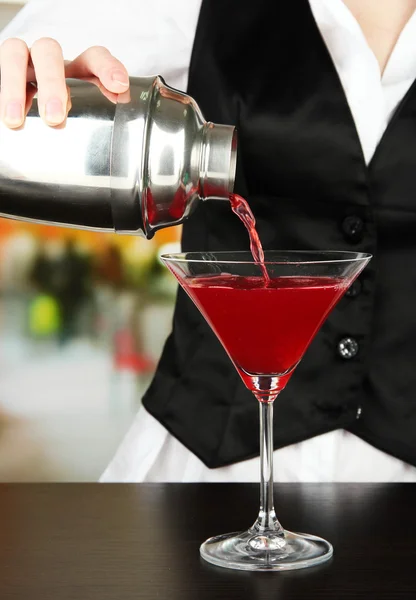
[0,0,203,91]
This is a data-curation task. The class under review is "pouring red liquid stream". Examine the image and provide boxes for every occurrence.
[162,187,268,281]
[229,194,269,282]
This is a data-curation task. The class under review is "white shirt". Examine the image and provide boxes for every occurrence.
[3,0,416,482]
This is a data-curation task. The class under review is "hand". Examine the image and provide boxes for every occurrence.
[0,37,130,128]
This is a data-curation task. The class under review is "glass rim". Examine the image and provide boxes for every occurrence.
[160,250,372,266]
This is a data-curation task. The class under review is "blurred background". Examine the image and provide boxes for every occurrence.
[0,2,181,482]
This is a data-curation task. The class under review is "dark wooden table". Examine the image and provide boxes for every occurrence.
[0,484,414,599]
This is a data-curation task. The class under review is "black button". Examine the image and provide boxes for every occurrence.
[338,337,359,359]
[341,215,364,243]
[345,279,362,298]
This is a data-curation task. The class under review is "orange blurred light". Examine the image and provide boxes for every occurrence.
[0,219,182,250]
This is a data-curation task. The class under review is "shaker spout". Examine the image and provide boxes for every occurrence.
[200,123,237,200]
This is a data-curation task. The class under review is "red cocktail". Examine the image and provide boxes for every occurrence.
[162,250,371,571]
[184,274,347,398]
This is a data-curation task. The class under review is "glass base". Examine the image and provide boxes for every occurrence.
[200,528,333,572]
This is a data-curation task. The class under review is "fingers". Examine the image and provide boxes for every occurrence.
[65,45,129,94]
[0,37,130,129]
[30,37,68,126]
[0,38,30,128]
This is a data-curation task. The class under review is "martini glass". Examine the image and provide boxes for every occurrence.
[161,250,371,572]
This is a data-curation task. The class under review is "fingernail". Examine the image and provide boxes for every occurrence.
[111,70,129,86]
[45,98,64,124]
[5,101,23,125]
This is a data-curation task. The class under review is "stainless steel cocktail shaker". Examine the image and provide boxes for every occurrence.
[0,76,237,238]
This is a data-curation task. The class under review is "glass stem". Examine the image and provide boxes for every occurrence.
[252,400,283,535]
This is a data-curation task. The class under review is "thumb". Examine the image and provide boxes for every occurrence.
[65,46,129,94]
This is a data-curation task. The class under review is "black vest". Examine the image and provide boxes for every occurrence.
[143,0,416,468]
